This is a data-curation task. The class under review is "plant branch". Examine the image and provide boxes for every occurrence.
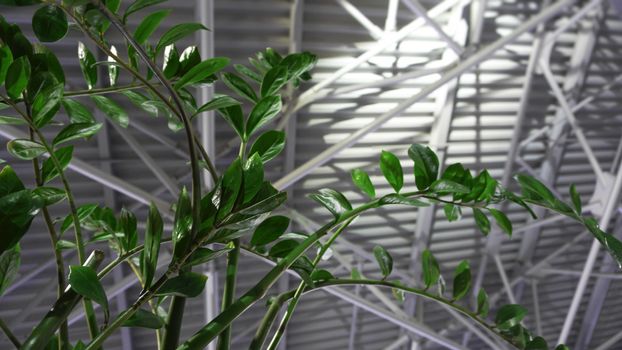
[0,317,21,349]
[216,240,240,350]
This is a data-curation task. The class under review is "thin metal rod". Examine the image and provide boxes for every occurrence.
[334,0,384,39]
[531,280,543,336]
[274,0,576,191]
[400,0,465,54]
[493,254,517,304]
[595,330,622,350]
[540,268,622,280]
[385,0,400,32]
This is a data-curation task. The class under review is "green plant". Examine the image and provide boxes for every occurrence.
[0,1,620,350]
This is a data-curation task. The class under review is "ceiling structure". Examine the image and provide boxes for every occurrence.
[2,0,622,349]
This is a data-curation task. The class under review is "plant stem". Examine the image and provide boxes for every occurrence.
[0,317,21,349]
[266,218,355,350]
[216,240,240,350]
[249,295,287,350]
[162,295,187,350]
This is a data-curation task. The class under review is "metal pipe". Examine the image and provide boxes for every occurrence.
[531,280,543,336]
[400,0,465,54]
[274,0,576,191]
[334,0,384,39]
[494,254,517,304]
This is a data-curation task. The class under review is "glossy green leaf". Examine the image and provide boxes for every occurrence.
[134,9,170,44]
[236,188,286,217]
[41,146,72,184]
[408,144,439,190]
[62,99,95,124]
[489,208,512,237]
[162,44,180,78]
[91,95,129,127]
[32,187,66,206]
[53,123,102,146]
[570,184,581,214]
[7,139,46,160]
[308,188,352,218]
[122,309,163,329]
[268,239,299,258]
[430,179,470,195]
[78,42,97,90]
[554,345,570,350]
[124,0,168,20]
[443,204,461,222]
[175,57,229,90]
[155,272,207,297]
[195,95,240,115]
[0,166,33,254]
[249,130,285,163]
[378,194,429,207]
[185,247,233,267]
[373,245,393,279]
[0,45,13,86]
[178,45,201,76]
[243,153,264,203]
[473,208,490,236]
[380,150,403,193]
[156,23,208,53]
[260,65,287,97]
[495,304,527,330]
[60,204,98,234]
[0,116,26,125]
[452,260,471,301]
[172,187,192,262]
[279,52,317,80]
[246,95,282,138]
[31,82,63,128]
[68,265,109,320]
[515,174,556,206]
[526,337,548,350]
[5,56,30,99]
[251,215,290,246]
[32,5,68,42]
[216,158,243,222]
[477,288,489,318]
[422,249,440,290]
[119,207,137,251]
[217,104,244,140]
[221,72,257,102]
[463,170,497,203]
[311,269,334,283]
[351,168,375,198]
[235,64,262,83]
[140,203,163,288]
[0,244,20,296]
[107,46,119,86]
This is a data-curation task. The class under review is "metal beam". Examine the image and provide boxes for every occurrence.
[334,0,384,39]
[273,0,577,191]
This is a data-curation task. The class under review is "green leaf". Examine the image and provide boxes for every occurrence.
[373,245,393,279]
[175,57,229,90]
[53,123,102,146]
[172,187,192,262]
[91,95,129,127]
[124,0,168,20]
[246,95,282,139]
[391,281,406,303]
[489,208,512,237]
[351,267,362,280]
[236,188,286,217]
[195,95,240,115]
[32,5,68,42]
[41,146,73,184]
[5,56,30,99]
[554,345,570,350]
[216,158,243,223]
[452,260,471,301]
[60,204,98,234]
[185,247,233,267]
[495,304,527,330]
[280,52,317,80]
[62,99,95,124]
[268,239,299,258]
[408,144,439,190]
[380,150,403,193]
[249,130,285,163]
[235,64,262,83]
[32,187,66,206]
[351,169,375,198]
[0,244,20,296]
[107,46,119,86]
[122,309,163,329]
[217,105,244,140]
[515,174,556,206]
[251,215,290,246]
[119,208,137,251]
[0,116,26,125]
[0,45,13,86]
[526,337,549,350]
[56,239,76,251]
[68,265,109,321]
[473,208,490,236]
[477,288,489,318]
[570,184,581,214]
[162,44,180,78]
[134,9,170,44]
[155,272,207,297]
[430,179,470,195]
[221,72,257,102]
[422,249,440,290]
[7,139,46,160]
[378,194,429,207]
[78,42,97,90]
[310,269,334,282]
[308,188,352,218]
[463,170,497,202]
[243,153,264,203]
[261,65,288,97]
[140,203,163,288]
[443,204,461,222]
[156,23,208,53]
[31,82,64,128]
